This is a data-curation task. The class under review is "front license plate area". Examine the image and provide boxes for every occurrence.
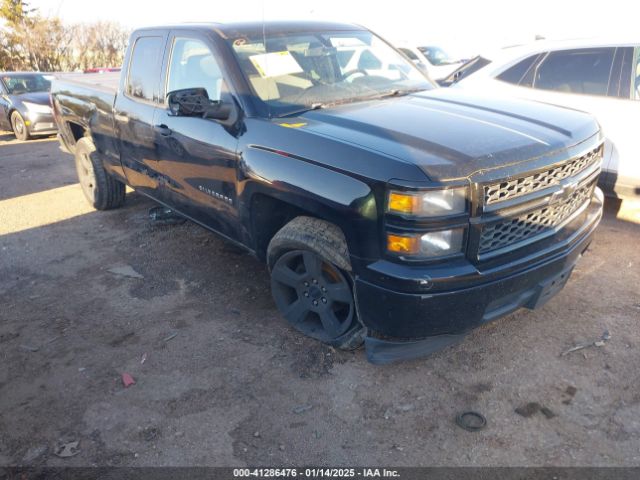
[528,266,574,310]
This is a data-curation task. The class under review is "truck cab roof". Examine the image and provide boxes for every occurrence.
[136,20,366,37]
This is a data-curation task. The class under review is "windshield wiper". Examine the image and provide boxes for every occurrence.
[276,102,324,118]
[369,88,428,101]
[275,88,428,118]
[388,88,427,96]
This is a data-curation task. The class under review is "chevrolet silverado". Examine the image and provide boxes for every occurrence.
[51,21,605,363]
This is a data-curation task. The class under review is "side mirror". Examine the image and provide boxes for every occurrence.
[166,87,237,126]
[167,88,211,117]
[203,102,232,121]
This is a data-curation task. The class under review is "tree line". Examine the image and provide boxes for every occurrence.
[0,0,130,72]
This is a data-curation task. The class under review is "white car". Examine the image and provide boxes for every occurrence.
[397,45,464,81]
[452,39,640,199]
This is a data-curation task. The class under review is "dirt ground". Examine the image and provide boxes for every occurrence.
[0,132,639,467]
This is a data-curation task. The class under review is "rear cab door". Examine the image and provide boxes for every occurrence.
[114,29,169,198]
[152,28,242,241]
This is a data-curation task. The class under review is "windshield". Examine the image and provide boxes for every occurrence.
[0,74,52,94]
[418,46,456,66]
[228,29,434,117]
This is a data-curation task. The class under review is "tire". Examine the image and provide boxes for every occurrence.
[267,216,365,350]
[74,137,126,210]
[11,111,30,141]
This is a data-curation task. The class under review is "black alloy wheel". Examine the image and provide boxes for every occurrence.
[271,249,355,343]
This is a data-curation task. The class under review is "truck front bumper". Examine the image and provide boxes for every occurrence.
[355,190,604,364]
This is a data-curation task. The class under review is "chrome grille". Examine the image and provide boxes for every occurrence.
[479,181,595,253]
[484,146,601,205]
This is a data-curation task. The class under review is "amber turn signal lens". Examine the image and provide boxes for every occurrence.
[388,192,419,215]
[387,234,420,254]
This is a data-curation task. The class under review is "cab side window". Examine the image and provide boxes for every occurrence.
[126,36,164,102]
[533,48,615,97]
[167,38,223,102]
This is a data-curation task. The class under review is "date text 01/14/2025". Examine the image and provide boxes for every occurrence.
[232,468,400,478]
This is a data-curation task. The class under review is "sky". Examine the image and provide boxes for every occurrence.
[29,0,640,58]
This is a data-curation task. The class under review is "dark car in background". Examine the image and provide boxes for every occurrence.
[0,72,57,141]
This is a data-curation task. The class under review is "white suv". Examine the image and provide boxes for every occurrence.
[452,39,640,199]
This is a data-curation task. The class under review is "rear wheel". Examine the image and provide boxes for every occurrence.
[267,216,364,350]
[74,137,126,210]
[11,111,30,141]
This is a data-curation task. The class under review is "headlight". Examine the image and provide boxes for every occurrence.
[388,187,467,217]
[387,228,465,258]
[23,102,51,114]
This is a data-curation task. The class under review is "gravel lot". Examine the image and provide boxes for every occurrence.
[0,133,639,467]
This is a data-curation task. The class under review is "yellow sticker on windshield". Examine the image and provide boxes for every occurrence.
[249,51,303,78]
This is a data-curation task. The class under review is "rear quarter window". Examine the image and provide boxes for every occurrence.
[496,54,540,86]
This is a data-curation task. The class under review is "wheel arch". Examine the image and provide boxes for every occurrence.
[267,215,365,349]
[3,107,16,129]
[242,159,381,265]
[66,121,89,144]
[8,108,22,123]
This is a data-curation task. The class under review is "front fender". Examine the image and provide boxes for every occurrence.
[238,145,383,260]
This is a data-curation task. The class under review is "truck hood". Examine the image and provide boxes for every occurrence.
[299,88,600,182]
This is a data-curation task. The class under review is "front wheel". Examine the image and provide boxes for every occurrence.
[267,217,364,350]
[74,137,126,210]
[11,111,30,141]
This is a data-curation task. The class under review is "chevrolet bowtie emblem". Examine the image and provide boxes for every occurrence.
[551,182,578,203]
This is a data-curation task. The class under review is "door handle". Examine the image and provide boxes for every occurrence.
[154,124,172,136]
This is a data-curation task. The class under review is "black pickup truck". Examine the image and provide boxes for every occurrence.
[51,21,605,364]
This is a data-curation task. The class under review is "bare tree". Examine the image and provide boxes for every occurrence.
[0,0,129,72]
[0,28,18,69]
[72,21,129,70]
[20,17,75,71]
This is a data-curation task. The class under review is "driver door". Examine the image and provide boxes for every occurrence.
[153,32,241,241]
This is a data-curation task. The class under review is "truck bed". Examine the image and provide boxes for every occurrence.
[51,72,118,123]
[54,72,120,93]
[51,73,120,162]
